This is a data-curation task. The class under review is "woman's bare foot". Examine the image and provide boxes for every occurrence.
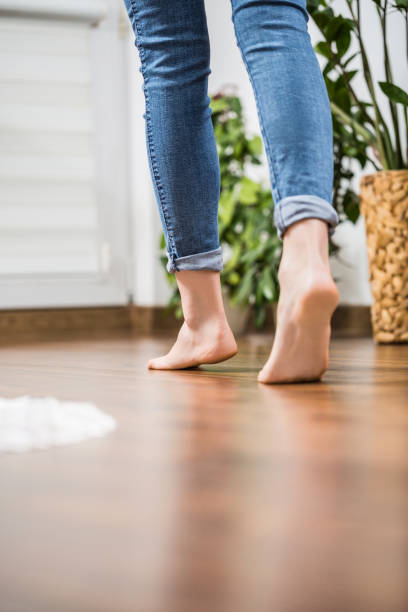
[148,270,238,370]
[257,219,339,384]
[148,319,237,370]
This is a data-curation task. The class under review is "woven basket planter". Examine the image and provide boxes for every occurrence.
[360,170,408,344]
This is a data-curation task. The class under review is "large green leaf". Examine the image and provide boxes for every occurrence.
[325,15,344,42]
[393,1,408,9]
[378,81,408,107]
[336,25,351,57]
[314,40,332,59]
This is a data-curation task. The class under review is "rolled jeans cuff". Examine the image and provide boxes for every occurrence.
[166,246,223,273]
[274,195,339,239]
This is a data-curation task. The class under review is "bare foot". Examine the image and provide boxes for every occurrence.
[148,269,237,370]
[257,219,339,384]
[148,319,237,370]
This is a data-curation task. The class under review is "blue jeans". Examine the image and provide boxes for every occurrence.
[122,0,339,273]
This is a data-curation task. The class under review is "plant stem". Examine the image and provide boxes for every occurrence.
[380,0,403,167]
[311,15,375,128]
[332,56,375,129]
[405,105,408,167]
[330,100,379,169]
[346,0,394,168]
[330,101,376,142]
[406,13,408,166]
[406,10,408,67]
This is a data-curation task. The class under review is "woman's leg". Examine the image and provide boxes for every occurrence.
[230,0,339,383]
[122,0,237,369]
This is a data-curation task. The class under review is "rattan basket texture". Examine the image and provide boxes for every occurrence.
[360,170,408,343]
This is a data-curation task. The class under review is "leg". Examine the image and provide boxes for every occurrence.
[122,0,237,369]
[230,0,339,383]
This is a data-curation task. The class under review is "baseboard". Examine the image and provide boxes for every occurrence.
[330,305,373,338]
[0,303,372,343]
[0,306,133,342]
[138,304,372,337]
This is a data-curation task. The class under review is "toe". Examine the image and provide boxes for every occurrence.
[148,356,175,370]
[257,369,268,384]
[147,358,162,370]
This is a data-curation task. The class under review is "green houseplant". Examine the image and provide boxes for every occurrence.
[307,0,408,342]
[307,0,407,171]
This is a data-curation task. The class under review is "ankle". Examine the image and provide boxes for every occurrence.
[280,219,331,272]
[174,270,231,333]
[183,311,230,333]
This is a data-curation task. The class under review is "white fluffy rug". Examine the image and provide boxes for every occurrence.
[0,396,116,453]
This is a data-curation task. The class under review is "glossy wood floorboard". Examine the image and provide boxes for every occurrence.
[0,334,407,612]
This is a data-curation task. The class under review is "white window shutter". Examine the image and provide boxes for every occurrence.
[0,1,131,308]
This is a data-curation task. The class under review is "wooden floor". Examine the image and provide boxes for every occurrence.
[0,333,407,612]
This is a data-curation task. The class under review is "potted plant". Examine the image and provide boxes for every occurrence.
[308,0,408,343]
[159,87,361,333]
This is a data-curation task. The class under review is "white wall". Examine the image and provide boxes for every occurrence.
[125,0,406,307]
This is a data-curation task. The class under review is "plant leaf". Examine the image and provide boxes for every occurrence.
[343,190,360,224]
[231,268,253,305]
[336,26,351,57]
[239,177,261,205]
[314,41,332,59]
[378,81,408,107]
[218,190,236,226]
[260,267,276,302]
[254,306,266,329]
[248,135,263,156]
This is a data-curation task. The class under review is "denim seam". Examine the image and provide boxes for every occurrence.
[129,0,179,272]
[231,12,282,203]
[174,246,222,262]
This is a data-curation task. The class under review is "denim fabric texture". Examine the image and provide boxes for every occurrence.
[122,0,339,273]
